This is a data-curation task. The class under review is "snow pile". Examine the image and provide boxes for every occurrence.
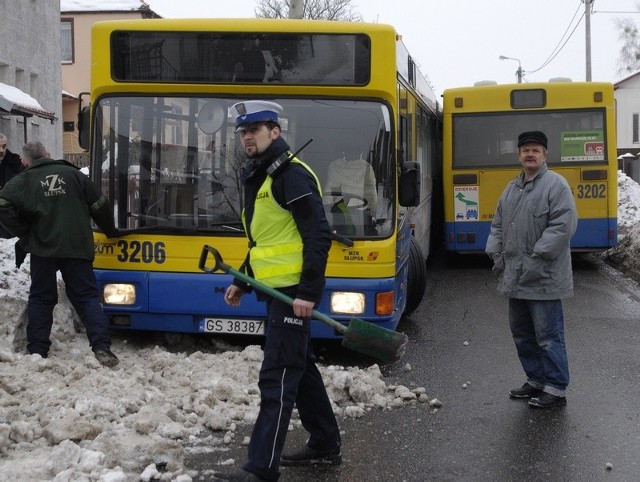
[0,240,432,481]
[602,171,640,279]
[615,170,640,236]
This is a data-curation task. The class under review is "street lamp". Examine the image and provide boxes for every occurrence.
[499,55,523,83]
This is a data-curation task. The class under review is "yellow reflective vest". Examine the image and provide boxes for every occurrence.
[244,158,322,288]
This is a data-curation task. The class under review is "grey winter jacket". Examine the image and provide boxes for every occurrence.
[485,164,577,300]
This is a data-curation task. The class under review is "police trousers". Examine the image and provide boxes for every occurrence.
[244,294,341,481]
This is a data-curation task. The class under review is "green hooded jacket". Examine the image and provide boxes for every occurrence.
[0,158,115,260]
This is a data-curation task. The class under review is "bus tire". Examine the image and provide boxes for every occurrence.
[405,236,427,316]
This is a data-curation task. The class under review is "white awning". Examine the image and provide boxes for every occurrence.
[0,82,56,122]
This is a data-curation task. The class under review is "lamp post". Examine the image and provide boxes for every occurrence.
[499,55,523,83]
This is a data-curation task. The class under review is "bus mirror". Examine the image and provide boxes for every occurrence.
[78,105,90,150]
[198,101,226,134]
[399,161,420,207]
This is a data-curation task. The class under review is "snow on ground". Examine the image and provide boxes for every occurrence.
[1,170,639,481]
[0,250,433,480]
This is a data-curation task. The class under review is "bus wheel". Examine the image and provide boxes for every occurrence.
[405,237,427,316]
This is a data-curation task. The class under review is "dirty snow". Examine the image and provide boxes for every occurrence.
[0,255,431,478]
[1,170,639,481]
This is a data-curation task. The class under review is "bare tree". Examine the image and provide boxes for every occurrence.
[254,0,363,21]
[615,16,640,76]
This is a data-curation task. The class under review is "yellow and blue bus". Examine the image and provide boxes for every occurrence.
[79,19,441,338]
[442,80,617,253]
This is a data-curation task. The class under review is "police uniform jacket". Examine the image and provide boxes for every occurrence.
[235,136,331,303]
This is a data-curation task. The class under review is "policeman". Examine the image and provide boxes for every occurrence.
[220,101,341,481]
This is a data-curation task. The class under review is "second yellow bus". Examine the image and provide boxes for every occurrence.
[442,80,617,253]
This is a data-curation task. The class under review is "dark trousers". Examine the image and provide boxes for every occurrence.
[27,254,111,356]
[244,296,341,481]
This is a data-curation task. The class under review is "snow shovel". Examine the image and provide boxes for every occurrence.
[199,245,408,363]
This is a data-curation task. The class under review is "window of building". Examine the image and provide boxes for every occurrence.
[61,19,74,63]
[634,113,639,144]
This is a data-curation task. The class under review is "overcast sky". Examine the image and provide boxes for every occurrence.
[138,0,640,96]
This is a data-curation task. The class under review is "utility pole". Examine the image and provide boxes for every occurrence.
[289,0,304,19]
[585,0,593,81]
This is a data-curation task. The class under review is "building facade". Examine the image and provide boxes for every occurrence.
[0,0,61,156]
[60,1,160,164]
[614,72,640,181]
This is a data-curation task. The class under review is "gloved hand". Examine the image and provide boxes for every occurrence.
[15,241,28,268]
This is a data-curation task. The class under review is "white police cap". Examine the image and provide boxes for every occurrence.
[230,100,283,132]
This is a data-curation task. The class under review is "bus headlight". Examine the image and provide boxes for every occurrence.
[103,283,136,305]
[330,292,365,315]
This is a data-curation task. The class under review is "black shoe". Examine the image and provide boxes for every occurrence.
[213,468,265,481]
[509,383,543,399]
[94,348,119,367]
[280,445,342,466]
[529,392,567,409]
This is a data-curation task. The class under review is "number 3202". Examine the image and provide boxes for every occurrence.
[576,183,606,199]
[116,240,166,264]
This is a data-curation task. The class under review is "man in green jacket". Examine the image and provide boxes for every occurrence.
[0,141,120,367]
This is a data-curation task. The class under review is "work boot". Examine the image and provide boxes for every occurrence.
[94,348,119,367]
[280,445,342,466]
[509,383,543,399]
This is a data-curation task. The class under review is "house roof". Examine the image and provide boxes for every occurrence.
[60,0,160,16]
[614,70,640,89]
[61,0,143,12]
[0,82,56,122]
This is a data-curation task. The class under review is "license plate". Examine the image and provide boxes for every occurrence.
[200,318,265,335]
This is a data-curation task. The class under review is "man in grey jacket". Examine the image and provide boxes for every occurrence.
[486,130,577,409]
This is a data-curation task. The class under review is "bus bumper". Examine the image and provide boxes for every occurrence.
[95,270,403,340]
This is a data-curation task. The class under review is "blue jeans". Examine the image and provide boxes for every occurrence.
[27,255,112,357]
[508,298,569,397]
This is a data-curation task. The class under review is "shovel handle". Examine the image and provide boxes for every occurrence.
[198,245,406,361]
[198,244,348,335]
[199,245,231,274]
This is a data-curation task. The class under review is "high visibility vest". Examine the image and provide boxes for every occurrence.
[245,157,322,288]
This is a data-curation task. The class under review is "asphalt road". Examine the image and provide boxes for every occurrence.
[186,253,640,481]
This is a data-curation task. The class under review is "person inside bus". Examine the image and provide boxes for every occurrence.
[485,130,577,409]
[0,141,121,368]
[232,38,267,83]
[219,100,341,481]
[324,152,377,236]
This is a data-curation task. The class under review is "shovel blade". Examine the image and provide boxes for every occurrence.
[341,317,408,363]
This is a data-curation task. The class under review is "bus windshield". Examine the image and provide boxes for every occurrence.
[452,108,608,168]
[94,96,394,239]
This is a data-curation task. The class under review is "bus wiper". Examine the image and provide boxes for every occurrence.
[331,232,354,248]
[208,222,244,232]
